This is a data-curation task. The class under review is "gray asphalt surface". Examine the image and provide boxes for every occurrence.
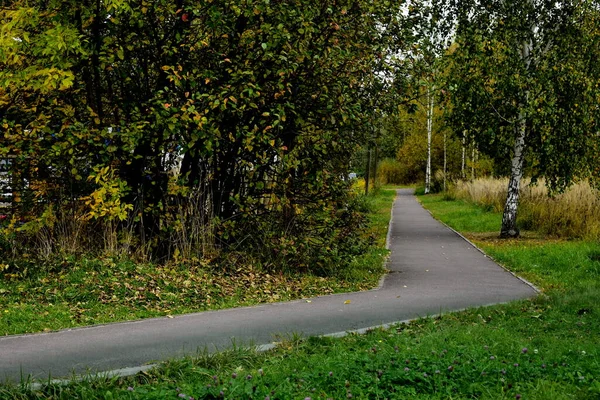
[0,189,537,383]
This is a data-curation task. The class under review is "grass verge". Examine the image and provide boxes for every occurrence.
[0,189,396,336]
[3,191,599,399]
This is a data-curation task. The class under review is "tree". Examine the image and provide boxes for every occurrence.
[395,108,463,186]
[1,0,406,266]
[446,0,600,237]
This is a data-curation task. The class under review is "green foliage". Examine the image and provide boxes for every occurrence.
[0,0,405,267]
[396,127,463,185]
[396,129,431,183]
[444,0,600,191]
[85,166,132,222]
[377,158,405,185]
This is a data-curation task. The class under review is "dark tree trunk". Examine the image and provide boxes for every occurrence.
[91,0,105,125]
[365,147,371,196]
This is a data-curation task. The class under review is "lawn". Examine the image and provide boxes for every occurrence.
[2,191,599,399]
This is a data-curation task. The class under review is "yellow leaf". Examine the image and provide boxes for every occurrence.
[344,300,351,304]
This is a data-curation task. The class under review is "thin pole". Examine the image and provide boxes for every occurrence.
[365,147,371,196]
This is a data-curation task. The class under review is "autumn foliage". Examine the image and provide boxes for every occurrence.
[0,0,403,269]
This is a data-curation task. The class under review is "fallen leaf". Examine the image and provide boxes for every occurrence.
[344,300,351,304]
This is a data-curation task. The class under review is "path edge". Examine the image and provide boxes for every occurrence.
[415,197,541,295]
[23,299,528,389]
[377,188,399,290]
[2,192,400,344]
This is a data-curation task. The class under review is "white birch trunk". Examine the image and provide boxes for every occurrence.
[501,34,533,238]
[500,114,526,237]
[425,87,433,194]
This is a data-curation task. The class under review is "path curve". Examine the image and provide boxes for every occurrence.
[0,189,537,382]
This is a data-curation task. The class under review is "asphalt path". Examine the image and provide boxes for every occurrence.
[0,189,537,383]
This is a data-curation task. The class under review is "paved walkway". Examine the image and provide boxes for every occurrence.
[0,189,537,383]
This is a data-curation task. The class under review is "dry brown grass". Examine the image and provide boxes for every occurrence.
[451,178,600,239]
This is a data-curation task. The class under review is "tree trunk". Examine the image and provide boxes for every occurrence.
[372,145,379,189]
[425,87,433,194]
[365,147,371,196]
[461,131,466,179]
[471,142,475,181]
[500,114,526,238]
[501,31,533,239]
[443,130,447,192]
[91,0,105,125]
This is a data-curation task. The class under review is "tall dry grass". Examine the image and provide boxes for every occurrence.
[451,178,600,239]
[0,186,217,265]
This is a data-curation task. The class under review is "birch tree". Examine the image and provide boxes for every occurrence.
[446,0,600,237]
[403,1,454,194]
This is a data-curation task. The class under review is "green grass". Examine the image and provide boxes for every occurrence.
[0,189,396,336]
[482,240,600,292]
[417,193,502,233]
[337,187,396,282]
[3,189,600,399]
[364,187,397,247]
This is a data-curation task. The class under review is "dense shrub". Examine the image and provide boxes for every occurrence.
[0,0,404,270]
